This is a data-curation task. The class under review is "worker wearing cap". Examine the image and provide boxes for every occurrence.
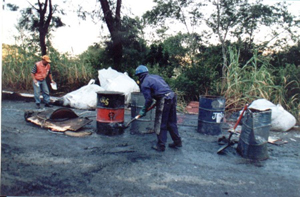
[31,55,56,109]
[135,65,182,152]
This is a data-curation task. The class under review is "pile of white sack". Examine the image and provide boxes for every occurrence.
[248,98,297,132]
[57,67,140,110]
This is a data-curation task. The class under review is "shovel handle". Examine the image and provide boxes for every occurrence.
[233,104,248,130]
[124,103,156,128]
[146,103,156,112]
[134,103,156,120]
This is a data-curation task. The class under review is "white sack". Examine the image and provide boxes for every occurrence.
[249,99,296,132]
[62,84,105,110]
[98,67,120,90]
[269,104,297,132]
[98,67,140,105]
[248,98,276,110]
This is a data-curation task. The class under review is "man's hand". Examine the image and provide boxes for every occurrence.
[139,106,147,117]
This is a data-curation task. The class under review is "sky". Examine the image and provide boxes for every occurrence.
[1,0,157,55]
[1,0,300,56]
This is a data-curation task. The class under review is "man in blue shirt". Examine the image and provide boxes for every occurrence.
[135,65,182,152]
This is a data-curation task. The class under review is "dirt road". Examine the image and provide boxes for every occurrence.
[1,99,300,196]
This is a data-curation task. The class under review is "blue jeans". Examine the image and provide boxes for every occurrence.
[33,79,50,105]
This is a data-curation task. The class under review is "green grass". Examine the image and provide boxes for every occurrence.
[221,47,299,122]
[2,44,299,123]
[2,44,95,93]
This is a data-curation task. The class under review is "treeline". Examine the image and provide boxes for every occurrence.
[2,0,299,120]
[2,37,300,119]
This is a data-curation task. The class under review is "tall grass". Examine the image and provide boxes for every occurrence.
[48,48,96,92]
[2,44,36,90]
[222,47,299,121]
[2,44,96,94]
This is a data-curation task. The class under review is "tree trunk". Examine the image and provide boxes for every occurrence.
[40,31,47,55]
[214,0,229,93]
[37,0,53,55]
[221,42,227,93]
[99,0,123,70]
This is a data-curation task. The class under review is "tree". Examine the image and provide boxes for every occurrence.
[99,0,123,70]
[143,0,205,64]
[119,16,147,70]
[206,0,247,88]
[17,0,65,55]
[77,0,147,72]
[145,0,300,91]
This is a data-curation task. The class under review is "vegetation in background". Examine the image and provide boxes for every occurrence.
[2,43,95,94]
[221,47,299,119]
[2,0,299,122]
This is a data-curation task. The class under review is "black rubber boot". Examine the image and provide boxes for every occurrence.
[169,140,182,148]
[36,104,41,109]
[152,144,165,152]
[45,103,52,108]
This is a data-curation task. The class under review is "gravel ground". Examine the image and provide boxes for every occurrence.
[1,99,300,197]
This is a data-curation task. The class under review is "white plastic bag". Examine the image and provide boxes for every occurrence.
[269,104,296,132]
[98,67,140,105]
[62,84,105,109]
[59,67,139,109]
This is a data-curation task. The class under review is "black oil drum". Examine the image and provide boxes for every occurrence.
[96,91,125,135]
[237,108,271,160]
[197,95,226,135]
[130,92,155,134]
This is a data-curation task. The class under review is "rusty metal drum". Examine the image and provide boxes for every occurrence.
[130,92,155,134]
[96,91,125,135]
[237,108,271,160]
[197,95,226,135]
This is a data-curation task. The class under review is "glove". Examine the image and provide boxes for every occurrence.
[139,106,147,117]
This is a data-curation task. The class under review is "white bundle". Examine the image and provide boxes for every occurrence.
[62,84,105,109]
[98,67,140,105]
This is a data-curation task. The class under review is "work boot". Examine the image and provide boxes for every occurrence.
[152,144,165,152]
[168,140,182,148]
[36,104,41,109]
[45,103,52,108]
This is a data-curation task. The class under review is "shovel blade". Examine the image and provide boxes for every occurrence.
[217,144,230,154]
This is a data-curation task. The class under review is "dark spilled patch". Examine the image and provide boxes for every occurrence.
[127,154,152,162]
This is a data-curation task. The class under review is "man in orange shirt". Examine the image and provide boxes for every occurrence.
[31,55,56,109]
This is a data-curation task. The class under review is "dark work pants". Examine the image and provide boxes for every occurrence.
[156,94,181,147]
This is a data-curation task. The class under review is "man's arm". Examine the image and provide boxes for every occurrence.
[48,74,54,83]
[31,73,37,83]
[48,66,55,83]
[31,64,37,83]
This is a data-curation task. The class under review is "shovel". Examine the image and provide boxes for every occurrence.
[217,104,248,154]
[123,103,156,129]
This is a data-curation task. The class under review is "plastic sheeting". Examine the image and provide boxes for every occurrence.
[98,67,140,105]
[57,67,140,110]
[60,84,105,110]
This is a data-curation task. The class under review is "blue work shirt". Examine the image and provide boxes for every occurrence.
[140,73,172,109]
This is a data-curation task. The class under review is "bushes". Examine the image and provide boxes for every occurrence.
[2,41,299,122]
[174,63,219,101]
